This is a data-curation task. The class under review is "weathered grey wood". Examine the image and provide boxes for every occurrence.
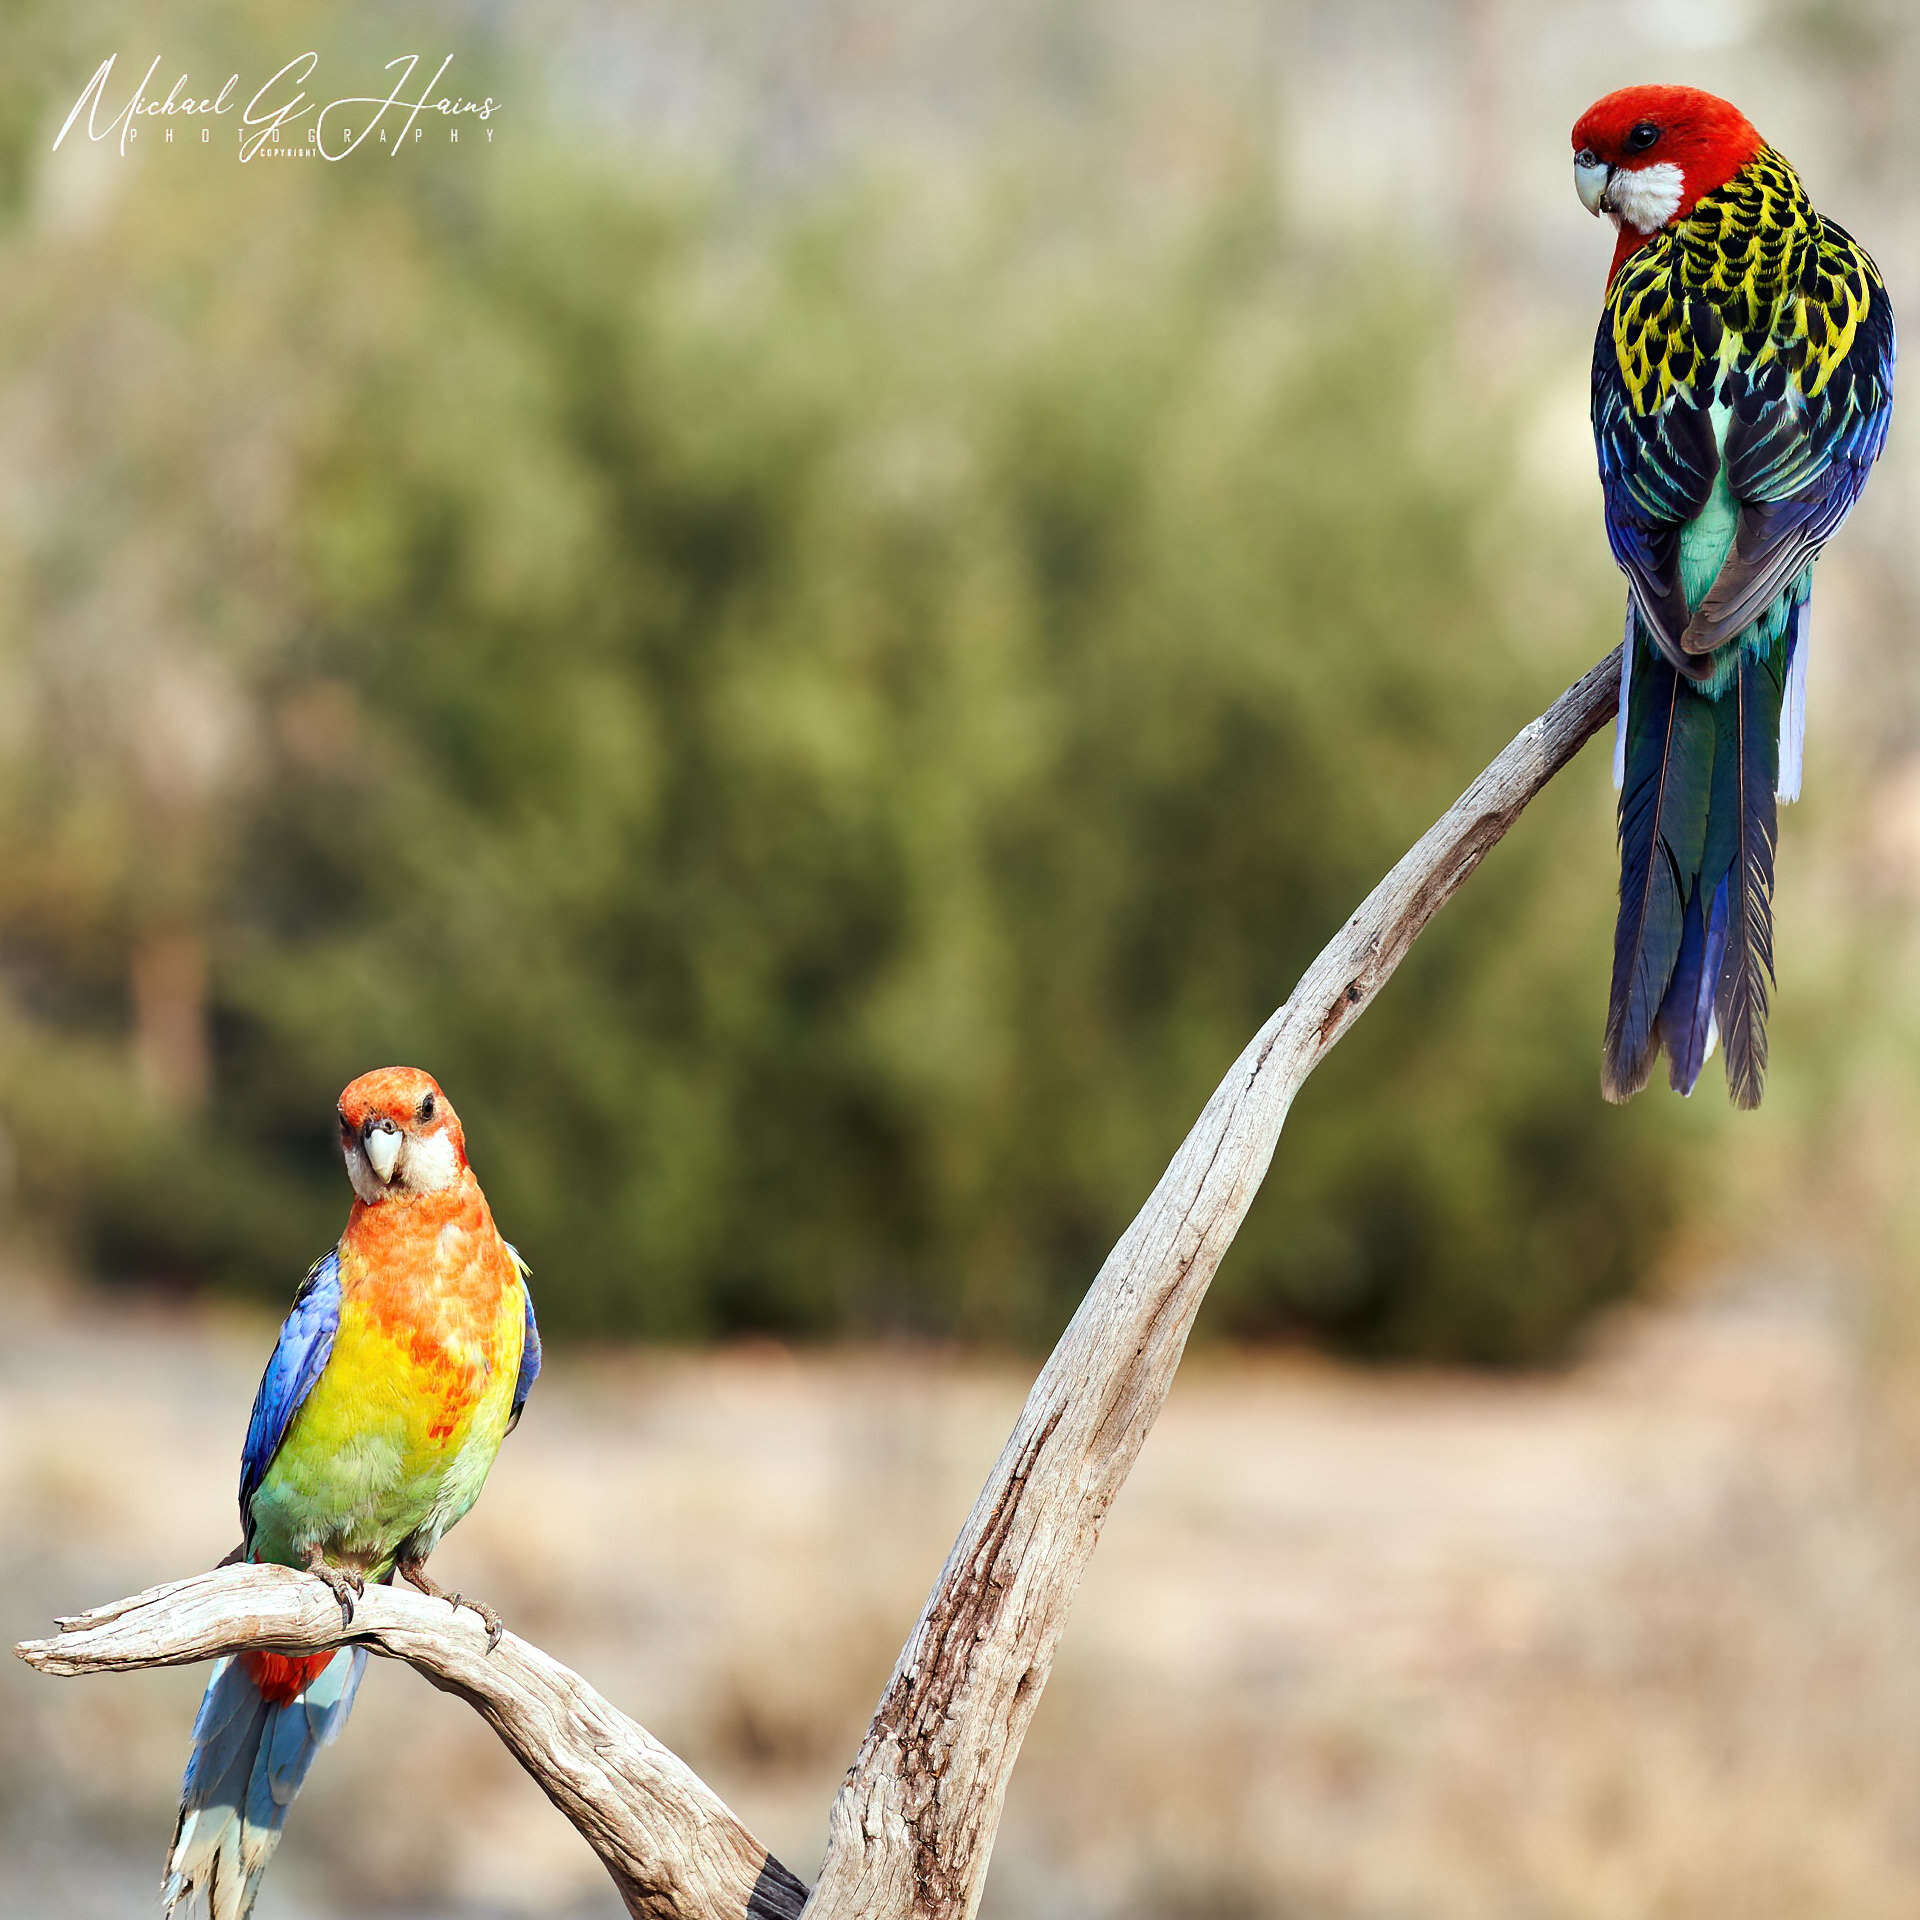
[802,648,1620,1920]
[15,1563,808,1920]
[16,649,1619,1920]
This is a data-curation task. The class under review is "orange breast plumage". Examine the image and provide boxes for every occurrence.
[244,1167,528,1575]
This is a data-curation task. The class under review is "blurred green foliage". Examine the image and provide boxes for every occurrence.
[0,64,1690,1362]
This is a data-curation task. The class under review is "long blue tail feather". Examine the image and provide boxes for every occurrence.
[1658,873,1729,1094]
[1604,604,1789,1105]
[1717,645,1782,1108]
[1603,631,1716,1100]
[163,1647,367,1920]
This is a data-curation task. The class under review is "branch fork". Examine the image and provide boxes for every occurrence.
[18,651,1620,1920]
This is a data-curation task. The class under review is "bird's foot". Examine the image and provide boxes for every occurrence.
[398,1557,505,1652]
[303,1548,364,1627]
[455,1593,507,1653]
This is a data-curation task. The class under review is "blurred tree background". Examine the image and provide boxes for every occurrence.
[3,0,1914,1365]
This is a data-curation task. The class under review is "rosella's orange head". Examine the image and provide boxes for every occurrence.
[336,1066,468,1203]
[1572,86,1763,275]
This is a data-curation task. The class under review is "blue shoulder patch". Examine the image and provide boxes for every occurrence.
[238,1250,342,1537]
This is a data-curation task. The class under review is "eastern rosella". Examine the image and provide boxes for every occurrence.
[163,1067,541,1919]
[1572,86,1894,1104]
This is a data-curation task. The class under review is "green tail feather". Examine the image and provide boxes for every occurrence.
[1604,629,1785,1106]
[1715,647,1782,1109]
[1603,641,1715,1101]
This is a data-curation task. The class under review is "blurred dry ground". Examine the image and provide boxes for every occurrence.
[6,1271,1920,1920]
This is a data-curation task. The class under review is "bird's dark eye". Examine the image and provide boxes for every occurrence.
[418,1092,436,1122]
[1626,122,1661,153]
[337,1109,351,1135]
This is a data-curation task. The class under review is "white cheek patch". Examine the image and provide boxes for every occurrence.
[343,1142,387,1206]
[403,1129,461,1194]
[1609,161,1685,235]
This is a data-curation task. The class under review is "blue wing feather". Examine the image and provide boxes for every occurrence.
[1686,269,1895,654]
[1591,332,1716,669]
[507,1245,540,1433]
[237,1250,341,1537]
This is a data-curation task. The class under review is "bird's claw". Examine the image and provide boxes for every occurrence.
[399,1559,505,1652]
[304,1556,364,1627]
[447,1590,507,1651]
[473,1599,507,1652]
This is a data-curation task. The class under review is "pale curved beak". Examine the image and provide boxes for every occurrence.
[364,1119,403,1184]
[1574,150,1612,217]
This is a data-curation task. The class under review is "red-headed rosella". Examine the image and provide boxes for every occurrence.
[163,1066,541,1919]
[1572,86,1894,1103]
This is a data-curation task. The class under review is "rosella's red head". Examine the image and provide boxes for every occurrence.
[1572,86,1763,275]
[336,1066,469,1203]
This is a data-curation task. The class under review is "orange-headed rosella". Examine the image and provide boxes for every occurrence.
[1573,86,1894,1104]
[163,1066,541,1919]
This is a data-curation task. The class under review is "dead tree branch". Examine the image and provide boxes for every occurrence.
[15,1564,809,1920]
[16,649,1619,1920]
[804,645,1620,1919]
